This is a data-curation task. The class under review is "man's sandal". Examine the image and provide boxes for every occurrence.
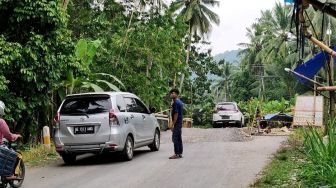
[169,154,181,159]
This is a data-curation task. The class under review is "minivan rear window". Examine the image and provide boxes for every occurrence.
[60,96,112,115]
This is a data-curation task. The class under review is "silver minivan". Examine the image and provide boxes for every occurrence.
[53,92,160,164]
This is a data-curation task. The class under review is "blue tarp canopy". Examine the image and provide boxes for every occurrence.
[294,47,336,84]
[284,0,294,4]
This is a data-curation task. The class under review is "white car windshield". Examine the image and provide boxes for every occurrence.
[217,104,236,111]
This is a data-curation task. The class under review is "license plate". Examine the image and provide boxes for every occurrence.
[74,126,94,134]
[221,115,230,119]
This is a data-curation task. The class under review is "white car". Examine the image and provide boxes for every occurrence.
[212,102,244,128]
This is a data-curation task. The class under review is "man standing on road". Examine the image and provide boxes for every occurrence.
[169,89,184,159]
[255,107,261,133]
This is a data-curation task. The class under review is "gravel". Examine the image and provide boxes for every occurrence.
[160,127,252,144]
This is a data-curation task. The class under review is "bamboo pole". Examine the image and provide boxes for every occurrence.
[317,86,336,91]
[306,35,336,57]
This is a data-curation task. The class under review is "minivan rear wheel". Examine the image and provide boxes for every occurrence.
[61,153,76,165]
[149,129,160,151]
[122,136,134,161]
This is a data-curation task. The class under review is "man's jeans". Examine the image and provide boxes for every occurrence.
[172,125,183,155]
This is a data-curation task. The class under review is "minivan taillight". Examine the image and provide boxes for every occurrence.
[54,112,60,129]
[109,110,119,126]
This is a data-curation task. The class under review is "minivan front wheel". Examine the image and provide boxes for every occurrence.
[122,136,134,161]
[149,129,160,151]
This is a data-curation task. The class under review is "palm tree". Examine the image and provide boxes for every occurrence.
[212,60,237,102]
[172,0,220,93]
[238,22,265,72]
[259,3,293,63]
[174,0,220,37]
[240,3,302,99]
[240,3,293,68]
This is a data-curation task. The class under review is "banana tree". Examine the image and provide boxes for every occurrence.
[57,38,125,100]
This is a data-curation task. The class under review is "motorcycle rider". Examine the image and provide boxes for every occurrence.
[0,100,21,180]
[0,101,21,145]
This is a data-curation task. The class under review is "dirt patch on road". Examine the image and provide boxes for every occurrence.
[161,128,253,144]
[241,127,292,136]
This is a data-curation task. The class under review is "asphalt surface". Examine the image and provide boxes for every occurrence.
[23,128,287,188]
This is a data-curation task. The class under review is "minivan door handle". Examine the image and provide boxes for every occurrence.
[142,115,146,119]
[130,114,134,119]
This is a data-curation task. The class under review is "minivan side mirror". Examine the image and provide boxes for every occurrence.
[149,106,156,114]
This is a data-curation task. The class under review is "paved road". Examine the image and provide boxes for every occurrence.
[24,128,287,188]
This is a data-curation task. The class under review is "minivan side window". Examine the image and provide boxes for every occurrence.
[134,98,149,114]
[124,97,137,112]
[116,95,126,112]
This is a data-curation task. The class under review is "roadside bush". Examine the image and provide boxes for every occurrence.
[301,120,336,186]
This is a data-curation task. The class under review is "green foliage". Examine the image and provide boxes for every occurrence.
[252,147,304,187]
[186,45,218,125]
[301,120,336,186]
[211,60,239,102]
[75,39,102,69]
[0,0,77,143]
[237,97,294,127]
[230,68,256,102]
[239,98,293,114]
[253,128,311,187]
[57,38,124,100]
[66,1,190,109]
[254,122,336,187]
[22,144,59,166]
[237,3,310,101]
[0,0,222,145]
[172,0,220,36]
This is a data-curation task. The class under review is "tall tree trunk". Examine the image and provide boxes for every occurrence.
[179,22,192,93]
[61,0,69,9]
[117,10,134,67]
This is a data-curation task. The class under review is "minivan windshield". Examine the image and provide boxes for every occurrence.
[217,104,236,111]
[60,96,112,115]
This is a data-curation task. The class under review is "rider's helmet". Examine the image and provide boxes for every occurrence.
[0,101,5,116]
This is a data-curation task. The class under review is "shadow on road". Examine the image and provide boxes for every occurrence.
[58,149,153,167]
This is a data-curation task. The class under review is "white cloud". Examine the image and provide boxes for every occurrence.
[209,0,282,55]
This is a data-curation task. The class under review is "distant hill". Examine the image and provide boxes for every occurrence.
[213,49,241,64]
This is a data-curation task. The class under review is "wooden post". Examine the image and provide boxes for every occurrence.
[314,76,317,96]
[329,55,335,121]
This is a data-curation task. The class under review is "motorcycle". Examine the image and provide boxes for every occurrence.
[0,139,25,188]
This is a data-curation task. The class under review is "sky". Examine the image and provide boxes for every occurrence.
[209,0,283,55]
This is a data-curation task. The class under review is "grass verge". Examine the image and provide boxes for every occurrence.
[252,129,305,187]
[20,144,60,167]
[253,122,336,188]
